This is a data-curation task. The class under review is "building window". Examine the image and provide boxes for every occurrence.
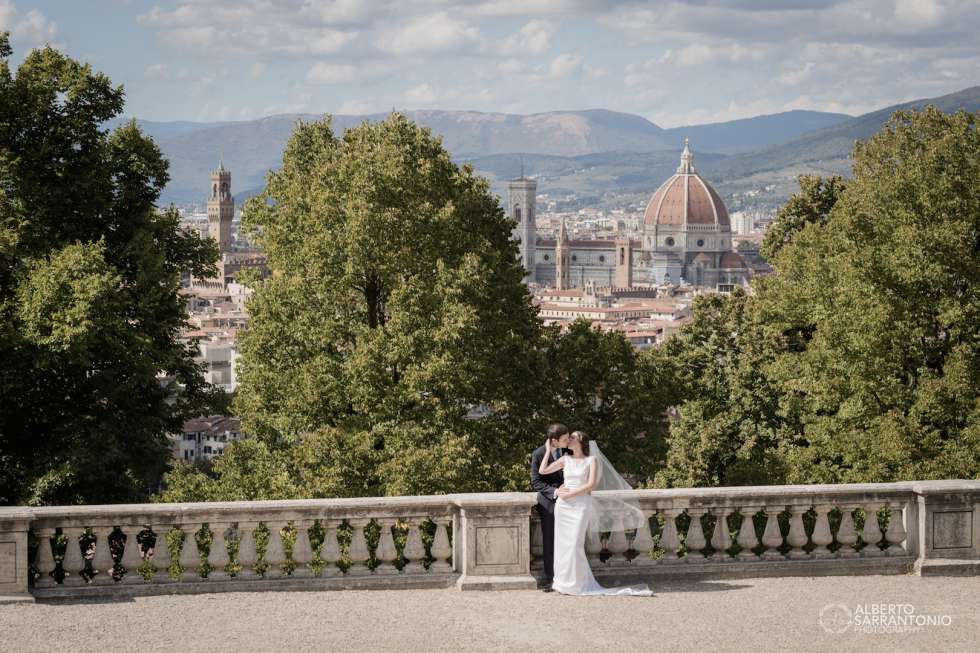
[543,254,550,261]
[619,248,625,265]
[697,239,705,247]
[665,237,675,246]
[515,206,522,223]
[571,255,577,262]
[599,255,605,263]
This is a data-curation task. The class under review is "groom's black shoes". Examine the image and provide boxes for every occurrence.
[541,587,554,593]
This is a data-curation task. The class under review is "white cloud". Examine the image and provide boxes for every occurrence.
[547,53,583,79]
[405,83,438,105]
[306,61,396,85]
[0,1,57,46]
[376,12,481,55]
[336,99,382,115]
[138,3,357,58]
[306,62,360,85]
[144,63,168,80]
[500,20,554,55]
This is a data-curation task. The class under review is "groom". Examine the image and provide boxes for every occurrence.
[530,422,570,592]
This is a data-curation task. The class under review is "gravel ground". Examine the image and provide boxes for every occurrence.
[2,575,978,653]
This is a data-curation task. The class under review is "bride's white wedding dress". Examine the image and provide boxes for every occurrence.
[552,455,652,596]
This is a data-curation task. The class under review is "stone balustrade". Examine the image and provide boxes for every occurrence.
[1,480,978,603]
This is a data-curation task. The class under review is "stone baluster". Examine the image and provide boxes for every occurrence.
[236,522,258,579]
[631,511,654,565]
[347,520,371,575]
[321,523,341,576]
[660,509,681,561]
[120,526,145,583]
[150,526,173,580]
[33,528,57,588]
[179,524,201,581]
[530,519,543,570]
[606,520,630,566]
[684,509,707,563]
[264,522,286,578]
[836,506,859,558]
[810,505,834,558]
[585,527,603,566]
[786,506,810,559]
[402,520,427,574]
[736,508,761,560]
[861,503,885,557]
[710,507,732,561]
[430,520,452,573]
[91,527,116,584]
[884,501,908,555]
[375,519,399,575]
[208,524,230,580]
[761,506,786,560]
[61,527,87,586]
[290,521,314,577]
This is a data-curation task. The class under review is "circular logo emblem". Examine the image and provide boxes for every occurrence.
[819,604,852,634]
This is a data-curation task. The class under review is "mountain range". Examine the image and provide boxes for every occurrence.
[121,85,980,211]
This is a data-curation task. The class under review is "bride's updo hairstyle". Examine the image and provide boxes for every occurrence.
[571,431,590,455]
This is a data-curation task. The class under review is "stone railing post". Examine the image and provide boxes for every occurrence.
[0,508,34,603]
[453,494,537,590]
[913,481,980,576]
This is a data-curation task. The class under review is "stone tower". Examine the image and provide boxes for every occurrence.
[508,176,537,282]
[615,236,633,288]
[555,218,571,290]
[208,161,234,253]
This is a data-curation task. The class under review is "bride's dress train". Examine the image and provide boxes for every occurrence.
[552,455,652,596]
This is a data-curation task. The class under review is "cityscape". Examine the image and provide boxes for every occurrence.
[1,1,979,649]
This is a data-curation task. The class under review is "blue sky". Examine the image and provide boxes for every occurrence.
[3,1,979,126]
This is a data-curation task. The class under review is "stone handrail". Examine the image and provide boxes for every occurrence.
[1,480,978,603]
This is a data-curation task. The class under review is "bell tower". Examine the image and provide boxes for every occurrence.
[208,161,234,253]
[508,175,537,283]
[555,218,571,290]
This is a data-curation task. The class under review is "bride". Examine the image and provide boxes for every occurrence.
[537,430,652,596]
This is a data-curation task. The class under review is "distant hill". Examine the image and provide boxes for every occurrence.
[719,86,980,178]
[119,108,851,205]
[121,86,980,209]
[661,110,851,154]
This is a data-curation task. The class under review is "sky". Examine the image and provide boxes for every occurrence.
[3,0,980,127]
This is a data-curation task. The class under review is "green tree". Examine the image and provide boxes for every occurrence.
[231,113,547,496]
[543,320,671,481]
[760,174,845,262]
[758,107,980,483]
[651,290,798,487]
[661,107,980,487]
[0,35,219,504]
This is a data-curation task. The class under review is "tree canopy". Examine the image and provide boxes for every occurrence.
[0,34,219,505]
[658,107,980,486]
[227,113,550,496]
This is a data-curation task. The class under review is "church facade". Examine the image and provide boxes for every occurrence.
[510,142,750,291]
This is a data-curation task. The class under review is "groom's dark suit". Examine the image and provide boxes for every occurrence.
[530,445,566,586]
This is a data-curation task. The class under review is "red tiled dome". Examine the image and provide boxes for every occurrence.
[644,141,729,228]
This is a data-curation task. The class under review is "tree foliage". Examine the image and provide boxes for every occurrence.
[543,320,671,480]
[661,107,980,486]
[0,35,219,504]
[227,114,549,496]
[760,174,845,262]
